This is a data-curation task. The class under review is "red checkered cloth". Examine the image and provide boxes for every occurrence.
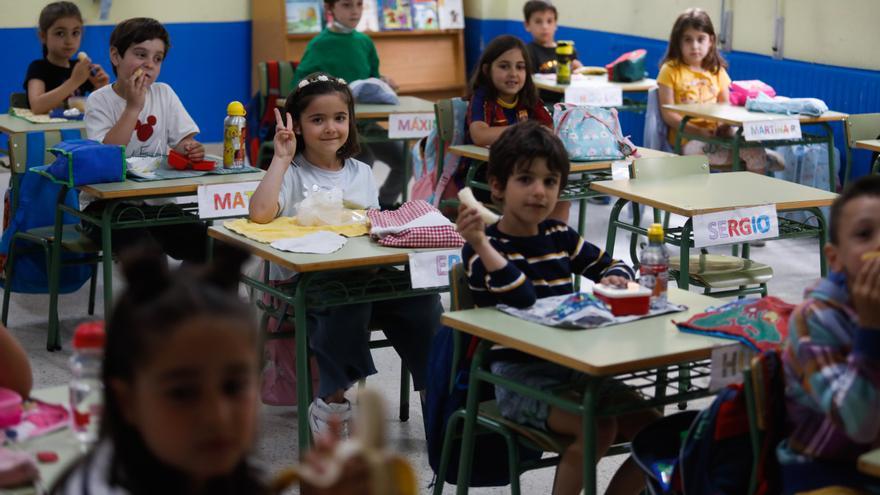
[367,200,465,248]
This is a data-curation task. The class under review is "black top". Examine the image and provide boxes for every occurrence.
[23,58,94,97]
[526,41,580,74]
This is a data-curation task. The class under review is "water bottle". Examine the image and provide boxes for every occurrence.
[639,223,669,309]
[223,101,247,169]
[555,41,574,85]
[69,321,105,448]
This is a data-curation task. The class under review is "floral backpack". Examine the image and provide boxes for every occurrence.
[552,103,636,161]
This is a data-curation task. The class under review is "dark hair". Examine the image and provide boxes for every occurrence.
[829,175,880,244]
[523,0,557,22]
[467,35,540,110]
[38,2,83,57]
[284,72,360,160]
[51,243,266,495]
[487,120,570,201]
[661,8,727,73]
[108,18,171,76]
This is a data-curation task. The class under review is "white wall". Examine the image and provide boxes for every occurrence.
[0,0,249,28]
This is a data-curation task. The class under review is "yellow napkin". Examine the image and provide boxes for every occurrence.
[225,216,369,244]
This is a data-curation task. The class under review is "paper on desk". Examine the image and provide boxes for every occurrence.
[270,231,348,254]
[498,293,687,329]
[126,156,162,179]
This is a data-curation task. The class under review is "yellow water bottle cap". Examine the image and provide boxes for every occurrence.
[648,223,664,242]
[556,41,574,55]
[227,101,246,117]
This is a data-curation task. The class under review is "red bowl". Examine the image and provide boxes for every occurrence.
[593,283,651,316]
[167,150,189,170]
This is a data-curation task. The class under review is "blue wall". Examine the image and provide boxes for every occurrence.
[463,18,880,180]
[0,21,251,143]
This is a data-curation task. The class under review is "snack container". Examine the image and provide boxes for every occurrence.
[593,282,652,316]
[0,387,22,428]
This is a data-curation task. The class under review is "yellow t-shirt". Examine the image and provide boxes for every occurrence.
[656,61,731,144]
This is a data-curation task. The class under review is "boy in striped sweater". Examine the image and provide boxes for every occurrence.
[456,120,654,495]
[779,175,880,494]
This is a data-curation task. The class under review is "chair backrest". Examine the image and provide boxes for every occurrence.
[642,87,674,153]
[631,155,709,181]
[845,113,880,148]
[257,61,298,117]
[10,92,29,109]
[449,262,474,311]
[743,351,785,495]
[434,98,458,148]
[8,128,84,175]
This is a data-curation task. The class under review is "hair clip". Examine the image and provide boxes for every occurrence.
[296,75,348,91]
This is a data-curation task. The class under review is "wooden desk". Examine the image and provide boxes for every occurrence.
[443,288,729,495]
[209,225,447,454]
[0,114,85,174]
[663,103,848,191]
[448,145,673,173]
[80,170,264,200]
[591,172,837,287]
[858,448,880,478]
[533,74,658,94]
[277,95,435,118]
[4,386,80,495]
[855,139,880,175]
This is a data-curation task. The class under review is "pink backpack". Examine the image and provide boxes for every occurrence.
[729,80,776,106]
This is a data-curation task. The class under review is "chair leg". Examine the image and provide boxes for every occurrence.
[433,412,462,495]
[1,238,20,326]
[87,263,98,316]
[44,242,61,352]
[502,429,522,495]
[399,366,410,422]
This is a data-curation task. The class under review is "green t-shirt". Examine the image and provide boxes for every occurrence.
[294,29,380,83]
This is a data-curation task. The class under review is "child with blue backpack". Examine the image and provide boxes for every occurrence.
[778,175,880,494]
[455,120,657,495]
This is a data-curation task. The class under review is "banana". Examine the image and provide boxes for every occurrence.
[862,251,880,261]
[457,187,499,224]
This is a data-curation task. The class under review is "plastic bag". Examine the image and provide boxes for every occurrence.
[294,185,365,226]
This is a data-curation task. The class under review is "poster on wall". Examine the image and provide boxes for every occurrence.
[380,0,414,30]
[412,0,439,30]
[286,0,323,33]
[438,0,464,29]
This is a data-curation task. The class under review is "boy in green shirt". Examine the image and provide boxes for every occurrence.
[295,0,403,209]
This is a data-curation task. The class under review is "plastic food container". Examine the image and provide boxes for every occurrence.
[0,387,23,428]
[593,282,652,316]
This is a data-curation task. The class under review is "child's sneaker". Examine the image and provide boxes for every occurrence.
[308,397,353,439]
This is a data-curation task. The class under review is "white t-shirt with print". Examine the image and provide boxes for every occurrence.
[270,153,379,281]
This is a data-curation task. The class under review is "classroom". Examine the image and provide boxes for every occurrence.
[0,0,879,493]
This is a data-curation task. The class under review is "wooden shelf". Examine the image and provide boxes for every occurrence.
[287,29,464,41]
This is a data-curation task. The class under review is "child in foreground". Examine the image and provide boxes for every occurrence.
[456,120,656,495]
[778,175,880,494]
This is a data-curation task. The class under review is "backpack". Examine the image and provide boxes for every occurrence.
[410,98,467,208]
[606,49,647,82]
[424,327,543,487]
[552,103,636,161]
[246,61,297,169]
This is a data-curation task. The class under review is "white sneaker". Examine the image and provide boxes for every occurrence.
[308,397,353,439]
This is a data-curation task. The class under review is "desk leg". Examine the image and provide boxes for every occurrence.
[678,220,692,290]
[101,203,117,324]
[731,129,744,172]
[819,122,836,192]
[47,187,68,351]
[810,207,829,277]
[629,204,643,268]
[294,273,313,455]
[581,379,600,495]
[402,139,411,203]
[605,198,627,255]
[578,198,587,237]
[456,339,490,494]
[674,117,689,155]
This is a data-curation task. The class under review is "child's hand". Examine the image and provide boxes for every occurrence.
[71,58,92,86]
[118,67,147,111]
[852,257,880,328]
[273,107,297,163]
[599,275,629,288]
[456,203,488,247]
[89,64,110,88]
[178,138,205,162]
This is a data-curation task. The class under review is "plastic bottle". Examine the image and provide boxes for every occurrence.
[555,41,574,85]
[639,223,669,309]
[69,321,105,448]
[223,101,247,169]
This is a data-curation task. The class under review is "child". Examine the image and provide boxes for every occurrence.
[249,73,441,436]
[456,120,656,495]
[522,0,582,75]
[24,1,110,114]
[460,35,570,221]
[83,17,207,262]
[294,0,404,210]
[50,243,270,494]
[0,324,32,398]
[778,175,880,494]
[657,8,783,173]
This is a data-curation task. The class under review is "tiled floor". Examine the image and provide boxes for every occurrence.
[2,155,823,493]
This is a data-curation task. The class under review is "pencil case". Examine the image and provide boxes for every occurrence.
[0,388,22,428]
[167,150,217,171]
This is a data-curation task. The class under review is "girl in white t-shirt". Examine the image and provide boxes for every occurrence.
[250,73,440,437]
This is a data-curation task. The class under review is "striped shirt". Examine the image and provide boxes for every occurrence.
[461,219,634,309]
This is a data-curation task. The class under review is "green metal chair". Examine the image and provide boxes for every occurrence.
[742,351,785,495]
[631,156,773,298]
[844,113,880,181]
[434,97,466,214]
[255,61,298,169]
[9,92,29,110]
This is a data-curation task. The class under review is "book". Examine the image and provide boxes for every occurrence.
[437,0,463,29]
[380,0,413,30]
[411,0,439,30]
[285,0,322,33]
[357,0,380,31]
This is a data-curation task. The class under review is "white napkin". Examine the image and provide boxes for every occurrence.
[126,156,161,178]
[370,211,453,238]
[270,231,348,254]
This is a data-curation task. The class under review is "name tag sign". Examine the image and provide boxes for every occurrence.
[611,160,630,180]
[388,113,435,139]
[408,249,461,289]
[742,118,802,142]
[709,343,756,392]
[692,204,779,248]
[197,181,260,219]
[564,85,623,107]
